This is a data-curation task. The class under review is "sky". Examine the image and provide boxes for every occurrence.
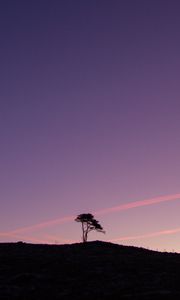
[0,0,180,252]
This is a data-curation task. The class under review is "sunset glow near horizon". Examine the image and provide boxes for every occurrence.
[1,1,180,253]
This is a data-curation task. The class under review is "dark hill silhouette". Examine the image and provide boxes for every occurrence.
[0,241,180,299]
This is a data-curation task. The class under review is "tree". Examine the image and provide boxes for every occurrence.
[75,213,105,243]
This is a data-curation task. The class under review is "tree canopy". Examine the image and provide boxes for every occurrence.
[75,213,105,242]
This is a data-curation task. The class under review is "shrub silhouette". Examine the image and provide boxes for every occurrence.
[75,213,105,242]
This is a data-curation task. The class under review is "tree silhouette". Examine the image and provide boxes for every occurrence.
[75,213,105,243]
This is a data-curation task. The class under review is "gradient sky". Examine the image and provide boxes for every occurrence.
[0,0,180,252]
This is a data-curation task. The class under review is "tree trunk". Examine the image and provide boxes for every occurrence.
[82,222,87,242]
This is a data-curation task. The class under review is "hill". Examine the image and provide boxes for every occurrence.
[0,241,180,299]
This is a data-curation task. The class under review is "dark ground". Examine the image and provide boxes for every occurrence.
[0,241,180,299]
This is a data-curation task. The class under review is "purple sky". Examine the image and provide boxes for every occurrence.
[0,0,180,252]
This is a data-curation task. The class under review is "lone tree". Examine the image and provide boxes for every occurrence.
[75,213,105,243]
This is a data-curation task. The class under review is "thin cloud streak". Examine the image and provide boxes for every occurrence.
[95,193,180,215]
[1,193,180,237]
[110,227,180,242]
[4,215,74,235]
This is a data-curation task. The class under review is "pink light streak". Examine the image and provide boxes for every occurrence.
[95,193,180,216]
[0,216,75,244]
[110,227,180,242]
[0,193,180,241]
[4,215,74,235]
